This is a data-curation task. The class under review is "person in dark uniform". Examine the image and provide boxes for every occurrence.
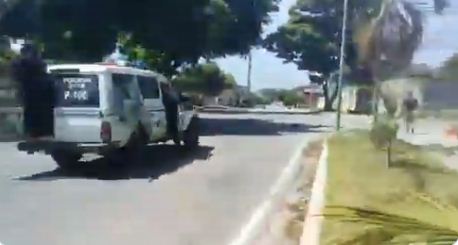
[11,44,56,139]
[161,83,180,145]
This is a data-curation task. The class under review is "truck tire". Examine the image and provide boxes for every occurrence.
[183,117,199,149]
[51,150,82,169]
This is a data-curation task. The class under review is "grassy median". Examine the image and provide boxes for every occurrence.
[321,131,458,244]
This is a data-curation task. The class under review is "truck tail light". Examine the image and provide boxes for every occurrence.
[100,121,112,143]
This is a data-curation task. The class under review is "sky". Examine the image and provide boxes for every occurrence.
[215,0,458,91]
[413,0,458,67]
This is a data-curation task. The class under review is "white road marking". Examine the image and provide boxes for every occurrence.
[228,136,317,245]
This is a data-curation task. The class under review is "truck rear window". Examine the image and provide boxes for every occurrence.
[53,74,100,107]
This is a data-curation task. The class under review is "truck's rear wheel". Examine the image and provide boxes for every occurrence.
[183,117,199,149]
[51,150,82,169]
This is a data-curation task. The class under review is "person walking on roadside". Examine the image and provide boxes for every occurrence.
[403,91,419,134]
[11,44,56,139]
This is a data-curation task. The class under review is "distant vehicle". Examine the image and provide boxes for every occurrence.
[18,64,200,169]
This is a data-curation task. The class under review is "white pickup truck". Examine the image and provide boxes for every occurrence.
[17,64,199,169]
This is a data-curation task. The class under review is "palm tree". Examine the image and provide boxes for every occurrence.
[358,0,424,120]
[357,0,448,120]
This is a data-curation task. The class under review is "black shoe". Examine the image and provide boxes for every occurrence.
[170,131,180,145]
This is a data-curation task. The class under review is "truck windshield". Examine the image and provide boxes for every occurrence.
[53,73,100,108]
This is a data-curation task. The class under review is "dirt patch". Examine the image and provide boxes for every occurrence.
[282,139,324,244]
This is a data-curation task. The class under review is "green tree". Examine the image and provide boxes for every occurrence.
[370,115,399,167]
[437,53,458,81]
[118,34,181,77]
[0,0,21,22]
[258,88,304,106]
[173,63,236,96]
[251,94,271,105]
[205,0,279,57]
[0,0,279,73]
[279,90,303,106]
[258,88,283,101]
[264,0,381,111]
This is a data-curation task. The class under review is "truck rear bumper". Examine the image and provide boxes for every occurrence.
[17,140,118,155]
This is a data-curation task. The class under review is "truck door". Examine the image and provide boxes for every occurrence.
[111,74,151,143]
[53,73,102,143]
[137,76,166,140]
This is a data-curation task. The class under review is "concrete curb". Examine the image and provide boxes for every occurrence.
[300,140,328,245]
[228,136,320,245]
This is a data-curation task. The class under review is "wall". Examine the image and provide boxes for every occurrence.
[303,92,321,108]
[422,82,458,110]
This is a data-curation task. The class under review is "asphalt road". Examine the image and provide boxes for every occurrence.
[0,113,369,245]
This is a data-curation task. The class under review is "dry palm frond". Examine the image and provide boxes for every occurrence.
[327,226,395,245]
[412,192,458,214]
[322,198,458,245]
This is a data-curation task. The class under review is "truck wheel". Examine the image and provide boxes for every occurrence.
[51,151,82,169]
[183,117,199,149]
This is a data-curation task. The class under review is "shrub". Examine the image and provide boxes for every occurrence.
[370,115,399,167]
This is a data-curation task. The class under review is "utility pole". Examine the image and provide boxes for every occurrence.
[247,51,252,93]
[336,0,349,131]
[247,0,256,94]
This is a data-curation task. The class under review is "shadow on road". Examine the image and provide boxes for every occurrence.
[200,117,327,136]
[18,145,214,181]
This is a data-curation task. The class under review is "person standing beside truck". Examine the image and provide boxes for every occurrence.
[11,44,56,139]
[161,83,180,145]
